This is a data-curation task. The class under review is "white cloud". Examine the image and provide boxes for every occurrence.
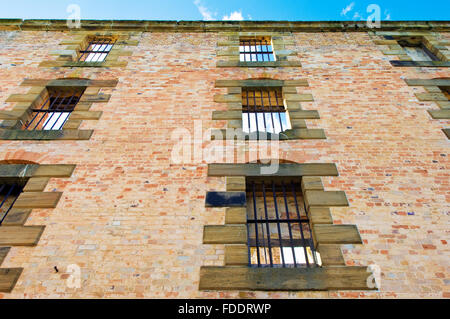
[222,10,244,21]
[384,10,391,20]
[193,0,215,21]
[341,2,355,16]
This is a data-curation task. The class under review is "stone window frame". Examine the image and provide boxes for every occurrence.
[39,31,138,68]
[217,32,302,68]
[371,31,450,67]
[211,79,326,140]
[405,78,450,139]
[239,36,276,62]
[200,163,374,291]
[0,78,118,140]
[0,163,75,293]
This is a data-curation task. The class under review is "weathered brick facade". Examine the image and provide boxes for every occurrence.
[0,20,448,298]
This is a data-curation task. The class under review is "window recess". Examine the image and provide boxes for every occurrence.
[247,177,321,268]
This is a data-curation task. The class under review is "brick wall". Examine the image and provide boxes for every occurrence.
[0,28,448,298]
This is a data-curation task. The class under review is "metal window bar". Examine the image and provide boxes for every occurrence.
[240,38,275,62]
[439,86,450,100]
[78,38,116,62]
[23,88,85,131]
[247,179,319,268]
[403,44,440,61]
[242,88,289,135]
[399,40,440,62]
[0,184,24,226]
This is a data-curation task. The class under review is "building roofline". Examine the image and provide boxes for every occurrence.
[0,19,449,32]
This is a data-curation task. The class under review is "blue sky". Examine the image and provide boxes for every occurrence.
[0,0,448,21]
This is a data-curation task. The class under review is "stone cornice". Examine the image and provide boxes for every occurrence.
[0,19,449,32]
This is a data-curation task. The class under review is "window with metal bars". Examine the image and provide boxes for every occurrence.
[0,182,25,226]
[242,87,291,135]
[22,87,86,131]
[398,39,440,62]
[239,37,276,62]
[246,178,321,268]
[78,37,116,63]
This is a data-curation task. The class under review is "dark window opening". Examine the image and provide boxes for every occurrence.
[246,177,321,268]
[398,38,440,62]
[240,37,275,62]
[0,180,26,226]
[439,86,450,100]
[242,87,290,135]
[22,87,86,131]
[78,37,116,63]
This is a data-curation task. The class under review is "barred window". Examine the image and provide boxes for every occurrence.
[22,87,86,131]
[398,39,439,62]
[0,181,25,225]
[240,37,275,62]
[247,178,321,268]
[242,87,291,134]
[79,37,116,63]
